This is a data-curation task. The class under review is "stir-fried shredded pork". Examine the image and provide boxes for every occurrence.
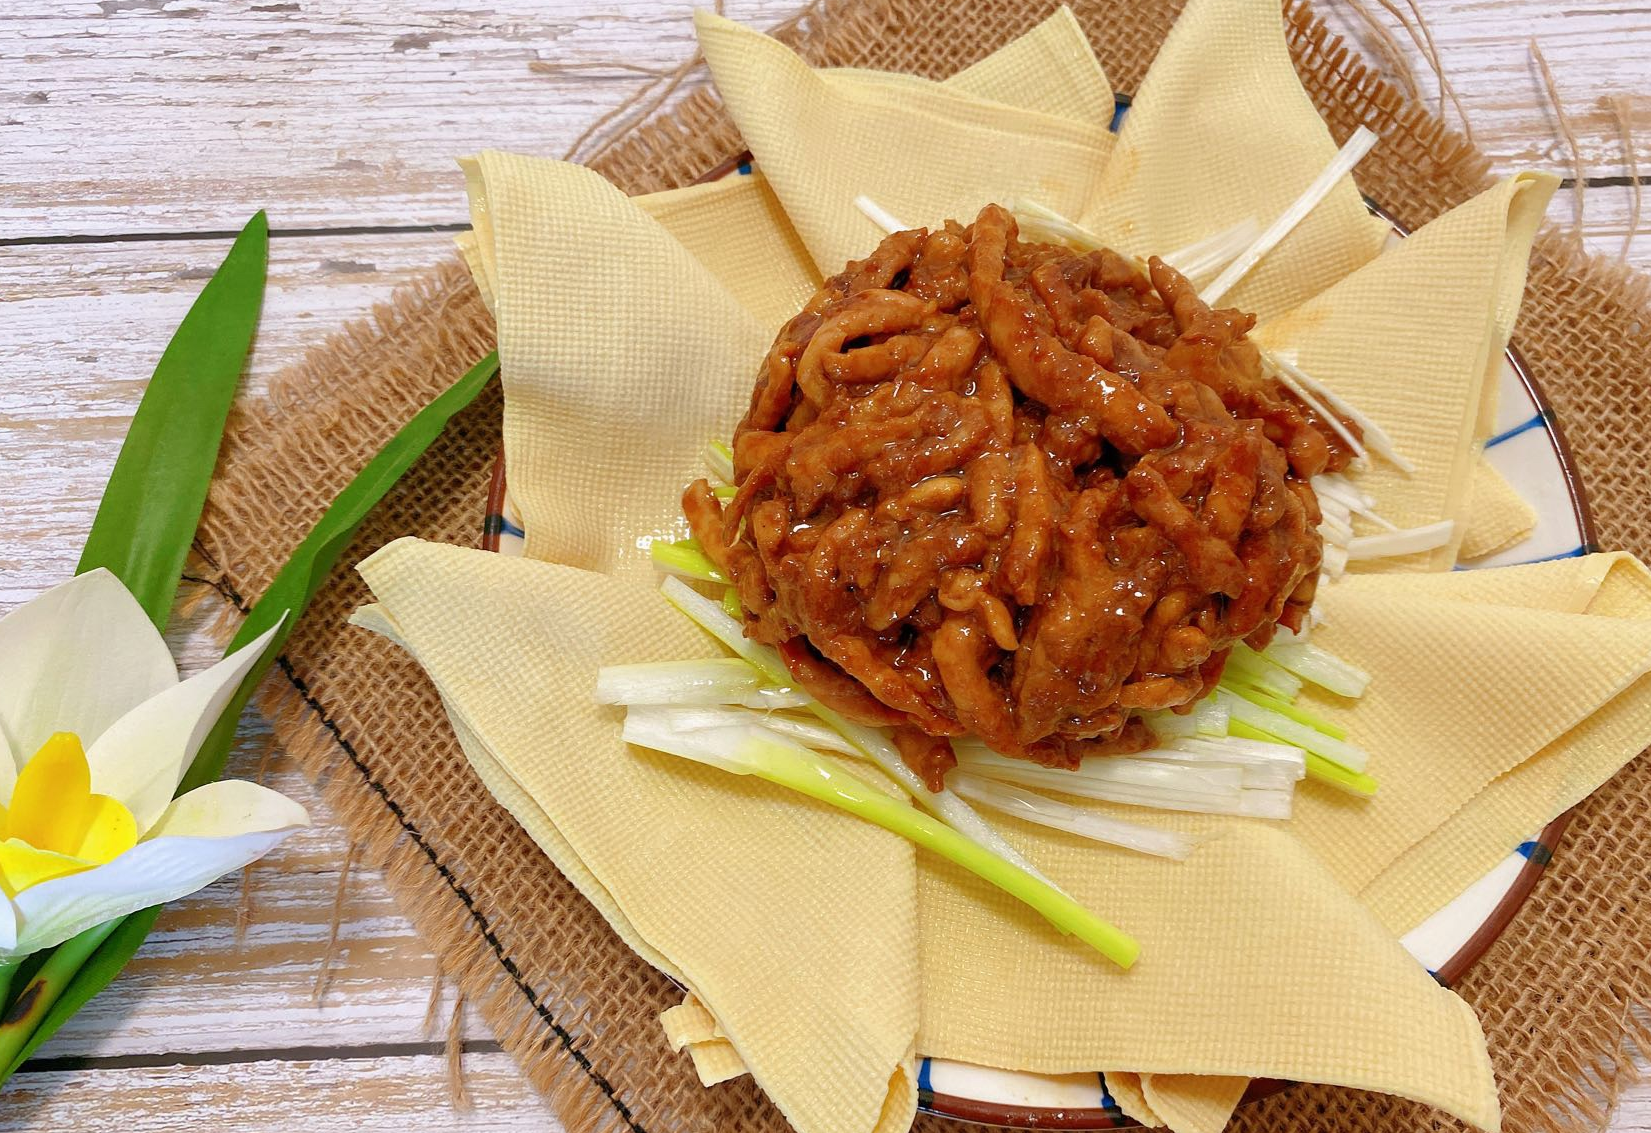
[685,204,1357,789]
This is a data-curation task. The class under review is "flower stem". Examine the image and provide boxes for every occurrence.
[0,959,21,1017]
[0,920,122,1070]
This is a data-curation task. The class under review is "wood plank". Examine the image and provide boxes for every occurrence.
[4,0,1644,238]
[31,743,506,1059]
[0,0,800,238]
[1319,0,1651,177]
[1,232,510,1060]
[0,1052,554,1132]
[1620,1061,1651,1133]
[0,228,460,611]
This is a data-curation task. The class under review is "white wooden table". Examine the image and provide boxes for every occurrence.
[1,2,1647,1129]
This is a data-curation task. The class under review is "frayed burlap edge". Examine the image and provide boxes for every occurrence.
[185,1,1651,1132]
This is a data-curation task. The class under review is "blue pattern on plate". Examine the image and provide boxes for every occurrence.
[1108,96,1131,132]
[1453,545,1587,571]
[1517,840,1554,865]
[1486,411,1546,447]
[1098,1072,1119,1111]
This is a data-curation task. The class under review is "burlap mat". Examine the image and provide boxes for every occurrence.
[191,2,1651,1131]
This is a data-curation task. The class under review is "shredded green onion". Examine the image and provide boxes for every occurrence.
[1346,521,1455,562]
[1223,646,1302,700]
[954,742,1293,819]
[650,539,725,583]
[854,195,910,235]
[1302,752,1380,797]
[1218,691,1369,774]
[623,708,1139,969]
[595,658,808,710]
[1141,698,1229,739]
[950,774,1196,861]
[1202,126,1378,304]
[1220,680,1349,740]
[705,439,736,484]
[1229,719,1378,796]
[1262,634,1371,699]
[658,577,1048,878]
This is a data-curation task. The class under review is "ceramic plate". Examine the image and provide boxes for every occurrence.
[480,101,1594,1127]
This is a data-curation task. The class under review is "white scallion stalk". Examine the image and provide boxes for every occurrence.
[622,709,1139,968]
[1287,360,1415,476]
[595,658,811,708]
[1262,640,1371,698]
[1319,511,1355,546]
[953,743,1288,818]
[1202,126,1379,305]
[1148,756,1301,792]
[1006,199,1107,251]
[1232,789,1297,820]
[1224,646,1304,700]
[756,712,863,756]
[1217,690,1369,773]
[1163,736,1306,775]
[1321,543,1350,580]
[1263,350,1368,462]
[1274,619,1310,646]
[1140,709,1199,739]
[704,439,736,484]
[1312,473,1399,532]
[1161,218,1265,283]
[1141,697,1230,739]
[855,195,910,235]
[630,706,818,736]
[657,577,1047,878]
[1346,520,1454,561]
[1310,472,1372,511]
[950,774,1197,860]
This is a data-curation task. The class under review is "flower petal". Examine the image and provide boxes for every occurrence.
[0,569,177,771]
[144,778,310,840]
[6,733,138,866]
[10,822,304,959]
[85,621,282,835]
[75,794,140,864]
[0,891,15,952]
[0,839,93,897]
[0,730,14,812]
[10,733,87,847]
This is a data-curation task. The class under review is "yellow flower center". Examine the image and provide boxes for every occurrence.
[0,733,139,897]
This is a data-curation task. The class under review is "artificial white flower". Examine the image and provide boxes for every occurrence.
[0,569,308,960]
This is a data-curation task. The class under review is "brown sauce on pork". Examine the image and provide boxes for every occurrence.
[685,204,1357,789]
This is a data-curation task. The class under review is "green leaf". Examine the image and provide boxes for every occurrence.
[181,346,502,794]
[0,351,501,1079]
[76,212,269,630]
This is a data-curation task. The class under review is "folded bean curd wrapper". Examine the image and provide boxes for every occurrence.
[357,3,1651,1132]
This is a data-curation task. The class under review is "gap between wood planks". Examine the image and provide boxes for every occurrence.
[0,222,470,249]
[15,1039,504,1075]
[0,172,1639,250]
